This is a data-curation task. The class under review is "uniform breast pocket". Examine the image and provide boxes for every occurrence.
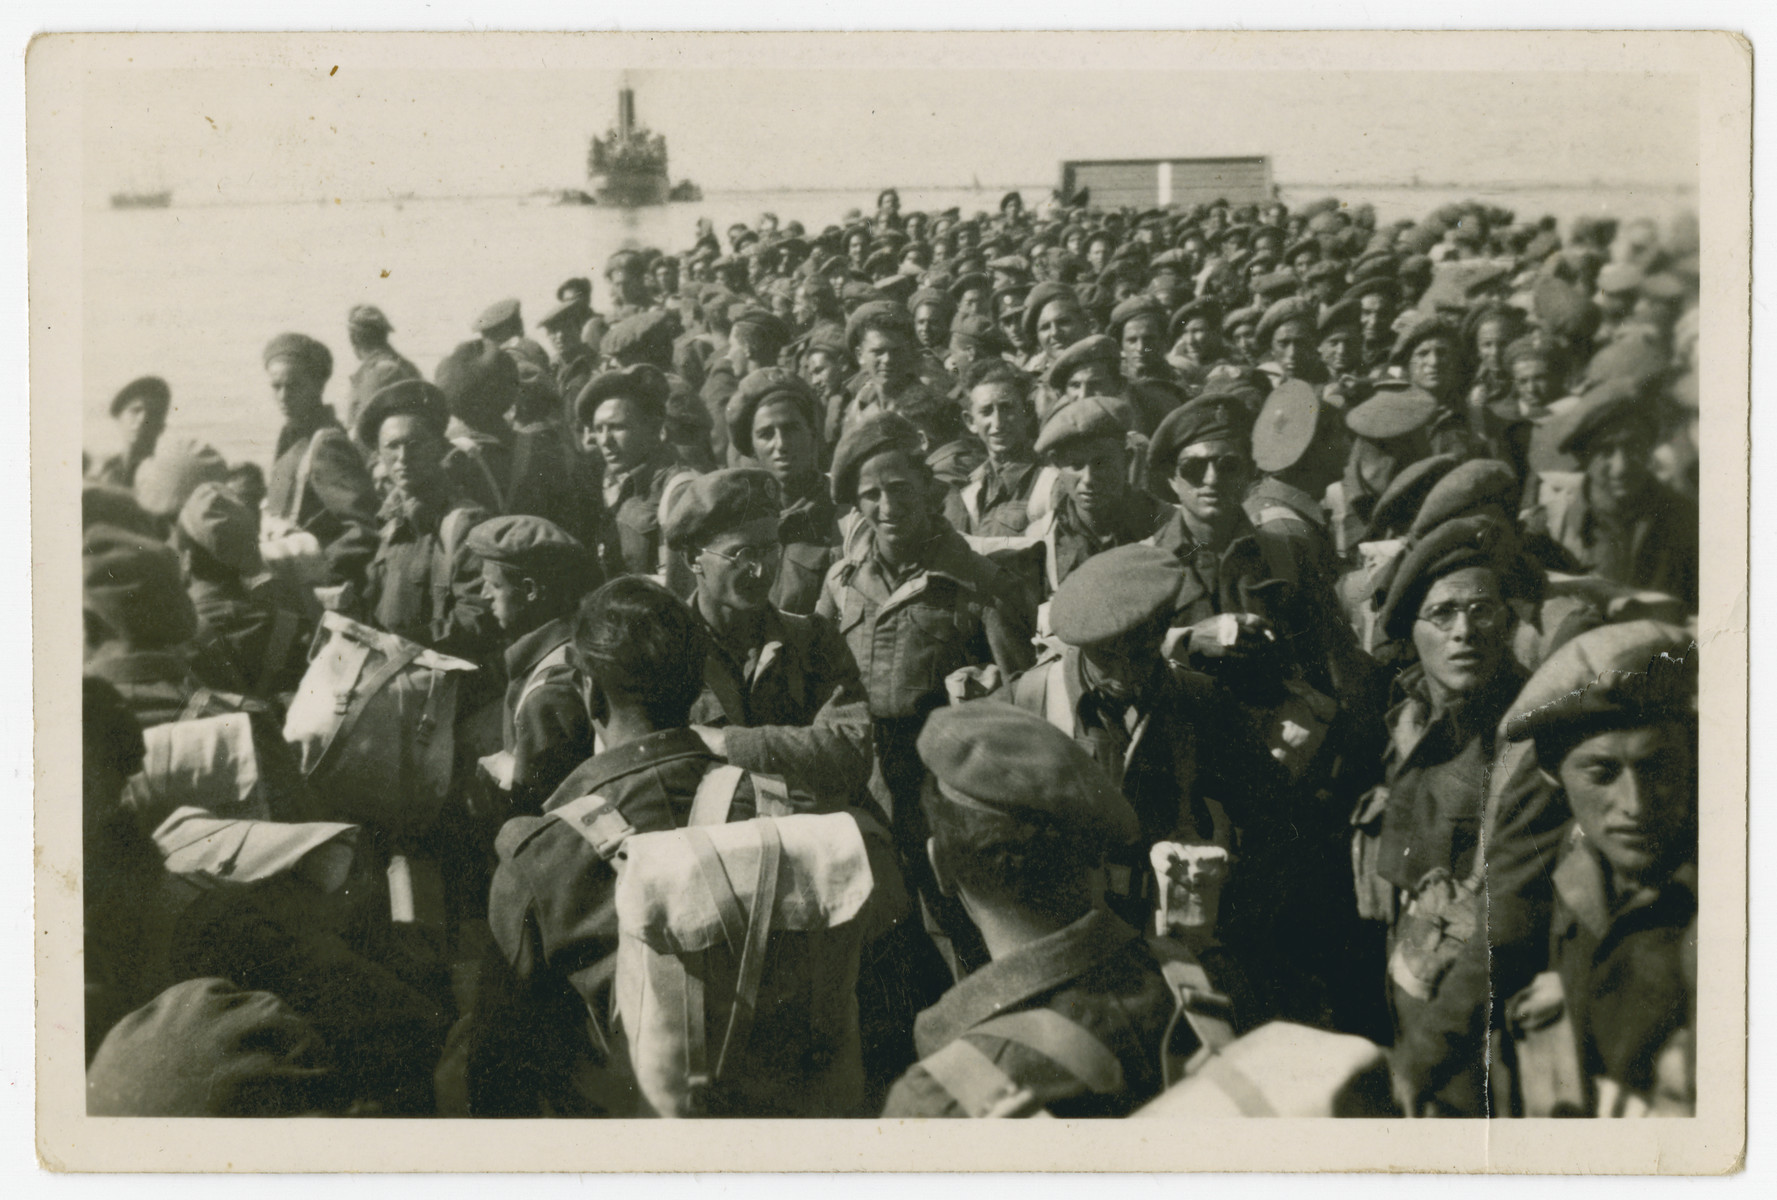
[901,605,969,696]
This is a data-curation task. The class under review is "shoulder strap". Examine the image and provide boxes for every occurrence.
[1042,658,1073,733]
[748,771,794,817]
[550,792,636,861]
[257,609,302,691]
[688,763,746,827]
[514,641,574,716]
[919,1038,1042,1118]
[439,507,479,562]
[292,433,322,521]
[461,443,507,513]
[1152,947,1239,1086]
[304,643,426,782]
[1027,465,1061,524]
[971,1009,1126,1095]
[960,479,984,529]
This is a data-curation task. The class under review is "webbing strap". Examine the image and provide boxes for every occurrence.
[1156,950,1238,1085]
[1198,1056,1277,1117]
[306,641,425,782]
[688,764,745,827]
[551,793,635,861]
[971,1009,1125,1095]
[921,1038,1028,1118]
[686,827,749,953]
[750,772,793,817]
[259,609,301,690]
[714,820,782,1079]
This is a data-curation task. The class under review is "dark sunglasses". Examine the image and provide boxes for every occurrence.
[1174,454,1247,486]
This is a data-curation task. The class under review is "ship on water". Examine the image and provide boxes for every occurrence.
[109,190,172,210]
[587,85,671,207]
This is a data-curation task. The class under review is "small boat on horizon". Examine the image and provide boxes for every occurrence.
[110,190,172,210]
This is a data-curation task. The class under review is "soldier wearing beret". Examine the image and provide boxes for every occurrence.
[793,272,846,339]
[702,307,791,466]
[460,576,824,1115]
[944,313,1013,380]
[948,361,1054,540]
[910,288,955,362]
[1314,300,1365,388]
[1222,305,1264,368]
[356,378,500,661]
[1496,622,1697,1117]
[726,369,841,614]
[434,339,519,516]
[1164,297,1225,383]
[345,305,420,434]
[840,301,934,436]
[1523,388,1697,608]
[880,701,1216,1118]
[993,282,1035,360]
[1021,282,1091,378]
[467,514,600,818]
[540,297,598,409]
[662,468,873,802]
[1108,294,1177,389]
[1029,394,1165,594]
[1355,514,1539,1116]
[572,365,692,583]
[797,325,854,454]
[818,413,1036,975]
[949,271,992,325]
[92,376,171,490]
[1256,297,1330,388]
[262,331,381,595]
[1344,277,1400,376]
[474,298,524,348]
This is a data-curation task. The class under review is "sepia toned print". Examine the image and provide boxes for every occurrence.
[33,29,1748,1173]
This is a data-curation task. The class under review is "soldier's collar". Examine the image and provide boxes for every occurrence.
[546,727,713,806]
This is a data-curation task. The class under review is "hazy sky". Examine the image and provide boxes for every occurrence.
[85,67,1698,204]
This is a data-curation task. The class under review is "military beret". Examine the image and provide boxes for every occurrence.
[1596,262,1645,296]
[1050,543,1186,649]
[1044,335,1120,392]
[916,700,1139,847]
[1503,620,1695,749]
[434,340,519,424]
[109,375,171,421]
[1306,211,1343,236]
[474,298,522,335]
[1252,271,1302,303]
[1222,305,1264,335]
[663,468,783,553]
[1398,253,1434,282]
[262,333,333,384]
[727,368,822,459]
[1035,394,1139,457]
[575,364,670,426]
[539,295,589,331]
[133,437,230,519]
[598,310,675,369]
[1389,313,1462,366]
[1149,396,1252,479]
[801,323,851,360]
[83,522,198,647]
[1555,381,1655,458]
[346,304,393,335]
[989,254,1032,277]
[909,287,955,315]
[1283,237,1319,261]
[873,274,919,307]
[1342,275,1400,306]
[83,483,160,538]
[355,377,450,446]
[991,281,1033,317]
[605,249,642,276]
[1345,383,1438,441]
[1251,380,1327,474]
[1350,255,1400,286]
[731,307,792,344]
[1015,281,1075,338]
[949,314,1013,356]
[1584,333,1669,392]
[1533,277,1601,341]
[557,277,594,304]
[1460,262,1512,299]
[1410,458,1519,538]
[1168,297,1224,341]
[1304,259,1346,284]
[85,978,332,1117]
[504,337,552,381]
[949,271,991,302]
[664,376,713,445]
[845,300,916,350]
[1367,453,1460,540]
[830,410,927,505]
[1639,272,1686,302]
[1195,364,1270,411]
[1318,299,1363,336]
[1375,513,1517,641]
[175,482,264,578]
[1503,332,1558,369]
[1106,294,1168,336]
[1256,297,1319,347]
[465,513,593,586]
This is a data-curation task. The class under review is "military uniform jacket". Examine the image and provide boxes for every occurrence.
[595,446,691,581]
[1041,488,1166,595]
[699,360,740,464]
[507,420,602,549]
[501,616,592,819]
[465,729,808,1116]
[816,524,1036,721]
[554,348,596,414]
[266,409,380,589]
[957,458,1059,539]
[1545,830,1697,1113]
[880,909,1177,1117]
[1525,480,1699,608]
[187,574,312,699]
[1244,475,1336,584]
[363,492,499,659]
[773,473,843,616]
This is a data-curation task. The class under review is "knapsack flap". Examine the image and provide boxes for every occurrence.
[614,812,875,955]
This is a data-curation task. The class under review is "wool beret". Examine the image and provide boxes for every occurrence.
[1050,544,1185,648]
[346,304,393,334]
[109,375,171,421]
[1035,394,1139,457]
[474,298,522,335]
[539,295,590,332]
[1533,278,1601,342]
[85,978,333,1117]
[909,287,955,316]
[1251,380,1326,474]
[1389,313,1462,366]
[1222,305,1264,335]
[662,468,783,553]
[425,335,508,417]
[1256,297,1319,347]
[1195,364,1271,412]
[874,274,919,307]
[1252,272,1302,304]
[1304,259,1346,284]
[949,271,991,302]
[845,300,916,350]
[1317,299,1364,337]
[916,700,1139,847]
[1583,333,1669,392]
[83,522,198,647]
[731,307,792,348]
[575,364,670,426]
[1345,383,1438,441]
[1555,381,1655,458]
[1375,513,1517,641]
[1168,297,1224,341]
[1021,282,1082,344]
[1044,335,1120,393]
[1366,453,1460,539]
[1503,332,1558,369]
[1638,273,1686,302]
[1283,237,1318,262]
[262,333,333,384]
[355,377,450,446]
[1342,276,1400,306]
[175,482,264,577]
[1410,458,1520,538]
[1596,262,1645,296]
[1105,294,1167,336]
[801,323,851,360]
[727,368,822,459]
[465,513,593,586]
[991,282,1033,318]
[1149,396,1252,478]
[1503,620,1695,748]
[133,437,230,519]
[988,254,1032,277]
[830,410,927,505]
[949,314,1013,356]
